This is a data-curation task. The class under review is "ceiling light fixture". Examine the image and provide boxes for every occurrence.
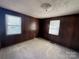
[41,3,52,12]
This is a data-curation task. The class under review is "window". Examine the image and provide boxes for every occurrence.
[49,20,60,35]
[5,14,22,35]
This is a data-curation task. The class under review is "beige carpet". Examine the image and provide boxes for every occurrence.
[0,38,79,59]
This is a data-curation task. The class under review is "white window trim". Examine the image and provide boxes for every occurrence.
[5,14,22,35]
[49,20,60,36]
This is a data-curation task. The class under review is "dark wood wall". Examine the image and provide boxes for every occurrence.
[38,14,79,51]
[0,7,39,48]
[0,7,79,52]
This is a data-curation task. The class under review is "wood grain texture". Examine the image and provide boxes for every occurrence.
[38,14,79,51]
[0,7,39,48]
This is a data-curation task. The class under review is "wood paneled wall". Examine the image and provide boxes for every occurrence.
[0,7,39,48]
[38,14,79,51]
[0,7,79,52]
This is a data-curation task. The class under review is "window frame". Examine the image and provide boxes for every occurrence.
[5,14,22,35]
[49,20,60,36]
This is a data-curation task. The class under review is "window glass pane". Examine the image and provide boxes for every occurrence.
[49,20,60,35]
[6,14,21,25]
[6,26,21,35]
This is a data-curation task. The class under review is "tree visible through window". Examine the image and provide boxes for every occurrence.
[5,14,22,35]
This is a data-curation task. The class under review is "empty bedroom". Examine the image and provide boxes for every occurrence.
[0,0,79,59]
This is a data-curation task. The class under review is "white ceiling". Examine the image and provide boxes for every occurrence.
[0,0,79,18]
